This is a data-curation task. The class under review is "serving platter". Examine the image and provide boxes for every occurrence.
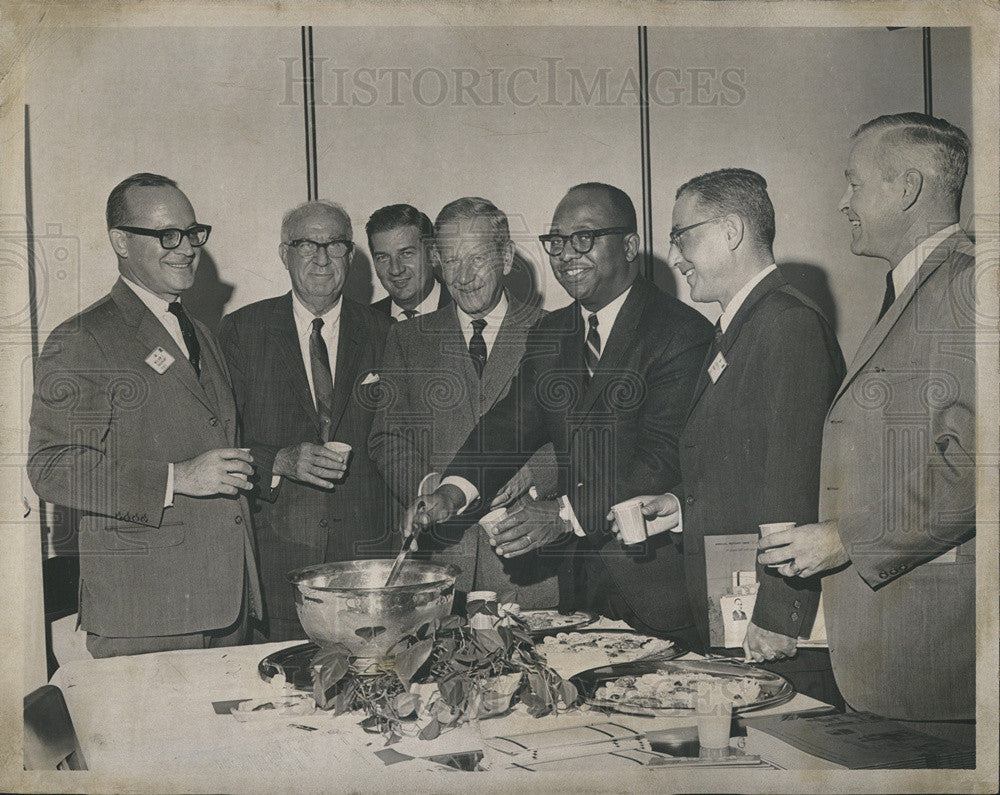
[538,629,683,661]
[570,657,794,717]
[518,609,597,637]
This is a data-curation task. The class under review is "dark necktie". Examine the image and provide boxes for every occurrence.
[402,309,418,320]
[469,318,487,378]
[876,270,896,323]
[309,317,335,442]
[584,313,601,380]
[167,301,200,377]
[714,320,724,351]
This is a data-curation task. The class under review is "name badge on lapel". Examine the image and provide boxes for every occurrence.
[708,351,728,383]
[145,346,175,374]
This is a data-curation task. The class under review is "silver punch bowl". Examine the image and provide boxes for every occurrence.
[287,559,460,657]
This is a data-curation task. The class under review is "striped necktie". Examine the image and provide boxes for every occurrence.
[310,317,335,442]
[584,312,601,380]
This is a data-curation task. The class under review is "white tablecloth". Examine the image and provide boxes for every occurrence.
[50,622,826,791]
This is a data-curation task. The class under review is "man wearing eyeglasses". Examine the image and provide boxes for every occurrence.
[366,203,450,321]
[401,183,714,643]
[218,200,391,641]
[28,172,262,657]
[369,197,559,608]
[615,169,845,705]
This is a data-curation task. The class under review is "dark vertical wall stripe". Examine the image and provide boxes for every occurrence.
[922,28,933,116]
[301,26,318,201]
[637,26,654,279]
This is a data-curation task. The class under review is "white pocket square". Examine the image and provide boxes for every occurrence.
[361,372,380,385]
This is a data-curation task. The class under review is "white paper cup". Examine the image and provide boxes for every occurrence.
[611,497,648,545]
[324,441,352,459]
[759,521,796,537]
[479,507,508,537]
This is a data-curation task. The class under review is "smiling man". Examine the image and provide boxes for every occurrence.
[28,173,262,657]
[366,204,450,321]
[400,184,714,643]
[758,113,976,737]
[219,200,391,641]
[622,168,845,705]
[369,197,559,607]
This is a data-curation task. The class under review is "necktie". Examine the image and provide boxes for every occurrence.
[402,309,418,320]
[469,318,487,378]
[584,313,601,380]
[310,317,335,441]
[714,320,724,351]
[876,270,896,323]
[167,301,200,377]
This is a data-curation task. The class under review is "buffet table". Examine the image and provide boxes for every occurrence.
[49,620,829,790]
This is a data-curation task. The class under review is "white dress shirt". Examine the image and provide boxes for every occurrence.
[291,291,341,406]
[889,223,961,300]
[391,280,443,322]
[455,293,508,358]
[718,263,777,333]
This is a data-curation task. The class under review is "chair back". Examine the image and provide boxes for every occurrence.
[23,684,86,770]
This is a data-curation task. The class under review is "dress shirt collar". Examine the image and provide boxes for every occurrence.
[890,223,961,298]
[291,290,341,339]
[121,274,176,316]
[455,292,508,334]
[718,263,777,334]
[392,280,442,321]
[583,284,632,339]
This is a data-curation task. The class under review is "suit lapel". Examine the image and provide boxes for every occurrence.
[580,280,648,414]
[834,232,963,405]
[111,279,215,414]
[268,293,320,431]
[327,300,363,439]
[480,295,532,410]
[441,305,481,418]
[686,269,785,419]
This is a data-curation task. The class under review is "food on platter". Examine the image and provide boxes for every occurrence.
[519,609,596,635]
[540,630,675,659]
[594,670,761,710]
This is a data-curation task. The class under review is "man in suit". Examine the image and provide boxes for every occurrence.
[366,204,450,321]
[28,172,261,658]
[219,200,392,641]
[403,183,714,644]
[758,113,976,736]
[369,197,558,607]
[620,169,845,705]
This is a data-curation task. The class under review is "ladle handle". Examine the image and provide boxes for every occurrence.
[384,530,416,587]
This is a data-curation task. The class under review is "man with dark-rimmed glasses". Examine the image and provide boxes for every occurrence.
[401,182,713,645]
[28,172,262,657]
[219,200,391,641]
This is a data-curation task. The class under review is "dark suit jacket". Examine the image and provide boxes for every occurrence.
[371,280,451,317]
[445,276,714,632]
[820,232,976,720]
[28,278,261,638]
[673,270,845,647]
[368,294,558,603]
[219,293,392,624]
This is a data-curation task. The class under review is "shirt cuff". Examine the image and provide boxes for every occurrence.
[271,474,281,488]
[558,495,585,537]
[439,476,477,515]
[165,463,175,507]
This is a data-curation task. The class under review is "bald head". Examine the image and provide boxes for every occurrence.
[281,200,352,244]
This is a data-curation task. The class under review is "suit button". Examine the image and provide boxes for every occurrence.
[878,571,888,579]
[320,519,329,528]
[685,495,695,505]
[790,612,799,621]
[576,482,583,489]
[235,516,243,525]
[209,417,219,426]
[793,600,801,608]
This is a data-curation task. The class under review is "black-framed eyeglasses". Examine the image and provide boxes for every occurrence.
[539,226,634,256]
[285,238,354,259]
[116,224,211,250]
[668,217,724,253]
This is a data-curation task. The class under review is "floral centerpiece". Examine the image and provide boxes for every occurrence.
[310,608,579,743]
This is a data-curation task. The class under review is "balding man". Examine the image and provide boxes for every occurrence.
[759,113,976,737]
[28,173,262,657]
[219,201,391,641]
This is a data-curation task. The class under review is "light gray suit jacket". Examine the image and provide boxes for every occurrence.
[368,294,558,605]
[820,231,976,721]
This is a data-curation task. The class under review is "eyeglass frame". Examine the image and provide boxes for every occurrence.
[538,226,635,257]
[283,238,355,259]
[115,224,212,250]
[668,216,725,253]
